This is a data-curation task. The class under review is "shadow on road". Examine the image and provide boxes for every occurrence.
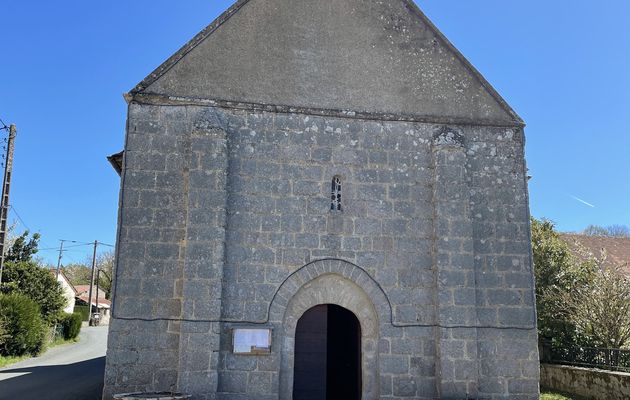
[0,356,105,400]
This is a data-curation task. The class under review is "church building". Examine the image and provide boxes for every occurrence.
[104,1,540,399]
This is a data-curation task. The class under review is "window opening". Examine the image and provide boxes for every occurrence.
[331,177,342,211]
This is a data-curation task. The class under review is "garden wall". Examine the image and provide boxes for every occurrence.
[541,363,630,400]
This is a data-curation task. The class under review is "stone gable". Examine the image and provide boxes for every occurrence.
[133,0,521,126]
[104,1,539,399]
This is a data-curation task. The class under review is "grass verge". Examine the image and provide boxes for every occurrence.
[541,390,588,400]
[0,336,79,368]
[0,354,30,368]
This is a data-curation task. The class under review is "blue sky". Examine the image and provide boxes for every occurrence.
[1,1,628,264]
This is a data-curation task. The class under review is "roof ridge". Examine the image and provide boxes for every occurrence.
[562,233,630,240]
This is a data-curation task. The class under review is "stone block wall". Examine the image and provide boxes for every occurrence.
[541,364,630,400]
[104,101,539,399]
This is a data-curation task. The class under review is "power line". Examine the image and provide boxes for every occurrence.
[59,242,93,249]
[39,247,94,252]
[9,205,31,232]
[39,242,86,251]
[40,241,111,251]
[59,251,81,265]
[8,205,56,251]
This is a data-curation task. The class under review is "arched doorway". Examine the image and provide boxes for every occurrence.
[293,304,362,400]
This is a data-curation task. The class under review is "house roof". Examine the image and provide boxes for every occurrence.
[50,269,77,295]
[77,293,111,308]
[560,233,630,272]
[74,285,107,296]
[128,0,523,127]
[74,285,111,308]
[107,151,123,176]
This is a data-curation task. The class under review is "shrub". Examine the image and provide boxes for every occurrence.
[60,312,82,340]
[0,260,66,324]
[73,305,90,321]
[0,318,8,347]
[0,293,46,356]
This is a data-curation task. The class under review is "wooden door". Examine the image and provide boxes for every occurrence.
[293,304,362,400]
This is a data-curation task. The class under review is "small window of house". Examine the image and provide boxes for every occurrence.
[331,176,342,211]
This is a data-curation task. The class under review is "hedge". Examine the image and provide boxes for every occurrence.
[73,305,90,321]
[60,312,82,340]
[0,293,46,356]
[0,318,7,347]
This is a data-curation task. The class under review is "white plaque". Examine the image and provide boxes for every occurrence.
[232,328,272,354]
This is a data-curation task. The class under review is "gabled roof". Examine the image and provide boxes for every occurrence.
[561,233,630,272]
[107,151,123,177]
[129,0,523,127]
[50,269,77,295]
[76,293,111,308]
[74,285,107,297]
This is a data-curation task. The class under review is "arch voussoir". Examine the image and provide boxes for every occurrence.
[275,258,384,400]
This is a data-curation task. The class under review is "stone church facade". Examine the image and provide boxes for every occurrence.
[104,1,539,399]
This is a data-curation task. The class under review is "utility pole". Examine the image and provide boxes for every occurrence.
[95,269,101,326]
[55,239,79,278]
[96,269,100,310]
[87,240,98,326]
[56,240,65,279]
[0,124,16,286]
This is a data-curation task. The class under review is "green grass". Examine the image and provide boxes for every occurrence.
[49,336,78,348]
[0,354,30,368]
[0,336,79,369]
[541,390,586,400]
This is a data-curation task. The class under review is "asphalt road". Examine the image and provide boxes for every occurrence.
[0,325,108,400]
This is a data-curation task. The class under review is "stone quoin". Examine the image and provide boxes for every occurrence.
[104,1,540,399]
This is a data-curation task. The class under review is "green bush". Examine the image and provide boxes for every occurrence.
[73,305,90,321]
[0,260,66,324]
[60,312,82,340]
[0,293,46,356]
[0,318,8,348]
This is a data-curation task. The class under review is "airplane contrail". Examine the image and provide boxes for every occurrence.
[569,195,595,208]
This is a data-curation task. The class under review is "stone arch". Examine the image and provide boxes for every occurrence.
[268,258,391,325]
[272,259,385,400]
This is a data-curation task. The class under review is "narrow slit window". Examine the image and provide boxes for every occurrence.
[331,176,342,211]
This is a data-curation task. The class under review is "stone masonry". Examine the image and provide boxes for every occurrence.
[104,1,540,399]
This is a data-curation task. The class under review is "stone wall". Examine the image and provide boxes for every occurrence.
[103,101,539,399]
[541,364,630,400]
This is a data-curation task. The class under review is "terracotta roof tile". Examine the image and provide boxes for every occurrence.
[77,294,111,308]
[560,233,630,273]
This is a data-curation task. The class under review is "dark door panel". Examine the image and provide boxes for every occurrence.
[294,305,327,400]
[293,304,362,400]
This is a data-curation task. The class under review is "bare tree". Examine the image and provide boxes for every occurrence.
[559,257,630,348]
[95,250,115,299]
[583,225,609,236]
[606,225,630,238]
[583,224,630,238]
